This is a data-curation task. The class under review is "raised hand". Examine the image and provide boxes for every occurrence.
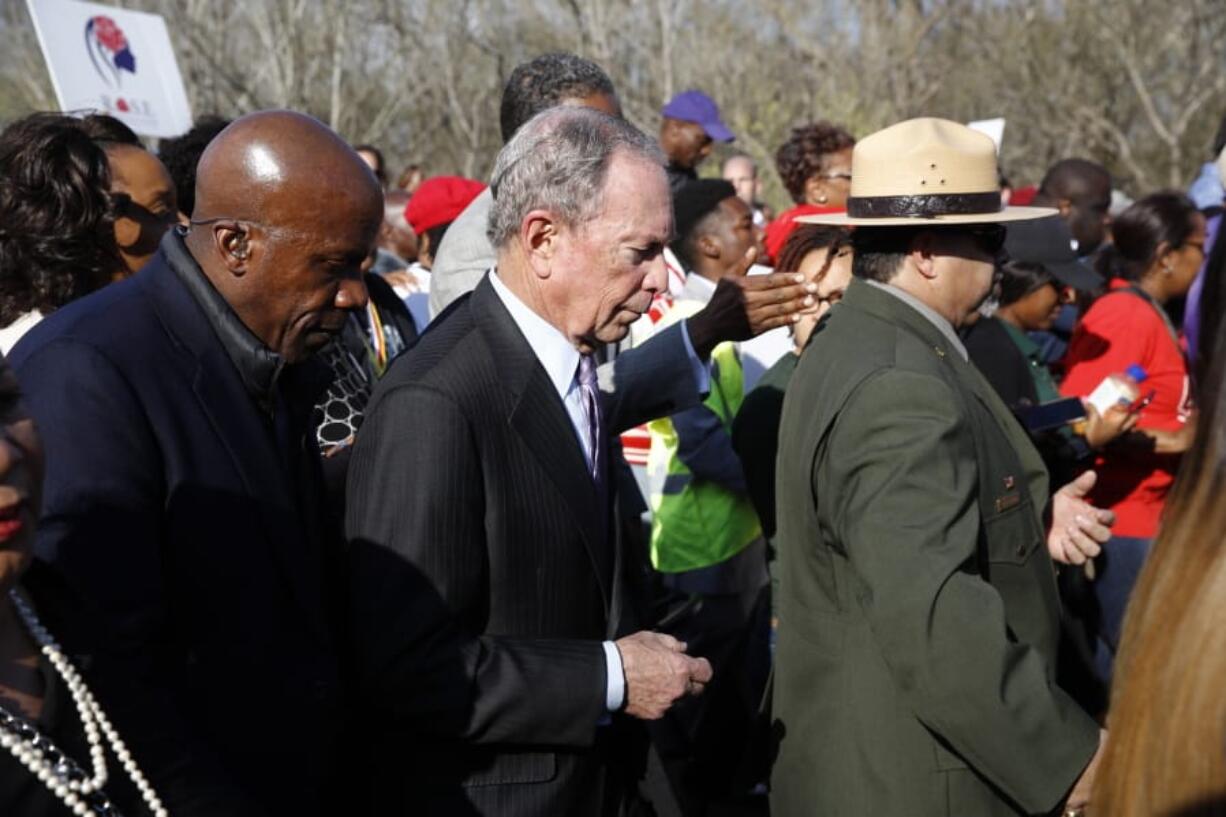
[1048,471,1115,565]
[686,247,819,357]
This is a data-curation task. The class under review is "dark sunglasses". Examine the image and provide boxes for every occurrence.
[947,223,1007,256]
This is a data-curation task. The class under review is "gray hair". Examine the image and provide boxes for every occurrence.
[486,106,665,249]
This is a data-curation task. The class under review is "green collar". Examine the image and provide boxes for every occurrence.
[845,278,968,362]
[998,319,1041,361]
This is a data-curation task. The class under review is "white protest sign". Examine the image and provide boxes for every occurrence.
[967,118,1006,154]
[26,0,192,138]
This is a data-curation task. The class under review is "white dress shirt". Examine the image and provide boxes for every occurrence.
[490,271,600,468]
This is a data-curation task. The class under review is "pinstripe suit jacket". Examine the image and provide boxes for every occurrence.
[345,274,700,815]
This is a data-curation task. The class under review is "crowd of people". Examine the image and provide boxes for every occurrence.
[0,48,1224,817]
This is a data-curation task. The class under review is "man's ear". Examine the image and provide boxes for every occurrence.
[215,222,252,276]
[909,231,939,280]
[1057,198,1073,218]
[521,210,560,279]
[696,233,721,260]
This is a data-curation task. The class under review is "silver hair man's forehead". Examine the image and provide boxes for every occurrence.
[486,106,665,249]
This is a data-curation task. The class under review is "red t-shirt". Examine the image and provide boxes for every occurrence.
[1060,280,1192,538]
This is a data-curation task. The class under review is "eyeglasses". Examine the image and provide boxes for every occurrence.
[818,173,852,182]
[949,223,1007,257]
[813,248,852,307]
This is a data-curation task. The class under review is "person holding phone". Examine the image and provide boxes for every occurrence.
[1060,192,1205,681]
[964,216,1136,487]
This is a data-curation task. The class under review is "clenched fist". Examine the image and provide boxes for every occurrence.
[614,631,713,720]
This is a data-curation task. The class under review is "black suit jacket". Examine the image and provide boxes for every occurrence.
[345,275,699,815]
[10,247,343,817]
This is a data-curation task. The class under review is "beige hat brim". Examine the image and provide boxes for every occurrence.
[796,205,1058,227]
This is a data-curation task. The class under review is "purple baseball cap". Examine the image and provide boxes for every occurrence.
[661,90,735,143]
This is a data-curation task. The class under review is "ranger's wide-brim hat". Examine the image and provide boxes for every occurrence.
[799,117,1056,227]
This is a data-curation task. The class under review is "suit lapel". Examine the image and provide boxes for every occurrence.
[471,277,613,613]
[140,257,328,640]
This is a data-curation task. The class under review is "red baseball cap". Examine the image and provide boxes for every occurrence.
[405,176,486,235]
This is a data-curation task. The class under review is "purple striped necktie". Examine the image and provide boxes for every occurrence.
[577,354,602,483]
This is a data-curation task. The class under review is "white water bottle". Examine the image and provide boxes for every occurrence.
[1086,363,1147,415]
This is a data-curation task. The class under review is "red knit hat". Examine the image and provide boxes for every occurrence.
[405,176,486,235]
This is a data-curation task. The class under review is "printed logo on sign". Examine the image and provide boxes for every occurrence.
[84,15,136,88]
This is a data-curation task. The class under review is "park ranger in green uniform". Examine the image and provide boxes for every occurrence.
[771,118,1112,817]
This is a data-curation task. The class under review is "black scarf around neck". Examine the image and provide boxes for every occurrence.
[162,229,285,409]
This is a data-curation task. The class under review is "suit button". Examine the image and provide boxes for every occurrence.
[1016,543,1027,557]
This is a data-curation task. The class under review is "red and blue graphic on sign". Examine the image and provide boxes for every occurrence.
[85,15,136,87]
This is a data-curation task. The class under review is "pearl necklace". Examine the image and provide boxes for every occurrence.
[1,590,168,816]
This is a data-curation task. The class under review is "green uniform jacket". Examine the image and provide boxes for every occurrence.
[771,279,1099,816]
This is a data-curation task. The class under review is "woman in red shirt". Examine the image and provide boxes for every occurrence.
[1060,191,1206,678]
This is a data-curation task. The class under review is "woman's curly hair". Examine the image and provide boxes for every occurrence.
[775,224,852,274]
[0,113,121,325]
[775,121,855,204]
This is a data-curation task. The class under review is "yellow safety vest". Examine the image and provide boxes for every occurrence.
[647,303,762,574]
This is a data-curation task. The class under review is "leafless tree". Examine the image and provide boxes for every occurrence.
[2,0,1223,207]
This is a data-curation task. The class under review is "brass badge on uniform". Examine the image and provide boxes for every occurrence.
[994,494,1021,513]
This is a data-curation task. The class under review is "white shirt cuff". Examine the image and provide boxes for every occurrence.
[602,640,625,712]
[680,321,711,394]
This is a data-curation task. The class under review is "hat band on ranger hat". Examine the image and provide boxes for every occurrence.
[847,191,1004,219]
